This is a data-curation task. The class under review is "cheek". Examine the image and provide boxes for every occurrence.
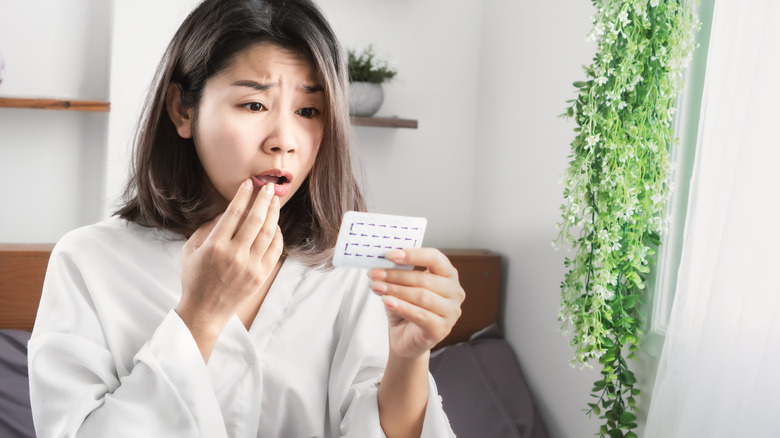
[302,127,323,170]
[193,117,252,191]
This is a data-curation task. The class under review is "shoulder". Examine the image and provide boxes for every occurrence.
[51,217,184,268]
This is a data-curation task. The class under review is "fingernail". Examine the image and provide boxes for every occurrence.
[382,295,399,309]
[370,281,387,294]
[386,250,405,261]
[265,182,275,193]
[272,195,280,206]
[367,269,386,280]
[242,179,252,190]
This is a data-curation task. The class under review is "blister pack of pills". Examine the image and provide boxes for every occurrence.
[332,211,427,270]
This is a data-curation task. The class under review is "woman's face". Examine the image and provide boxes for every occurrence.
[185,42,325,207]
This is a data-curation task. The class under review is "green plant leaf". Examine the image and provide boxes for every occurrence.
[620,370,637,386]
[619,412,637,425]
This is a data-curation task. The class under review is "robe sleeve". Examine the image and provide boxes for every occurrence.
[28,240,227,438]
[328,272,455,438]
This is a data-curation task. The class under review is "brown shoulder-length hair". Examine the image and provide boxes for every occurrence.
[116,0,365,269]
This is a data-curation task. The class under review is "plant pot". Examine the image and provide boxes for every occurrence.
[349,81,384,117]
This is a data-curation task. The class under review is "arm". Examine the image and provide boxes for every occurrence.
[377,351,430,437]
[28,179,280,437]
[28,240,228,437]
[369,249,465,438]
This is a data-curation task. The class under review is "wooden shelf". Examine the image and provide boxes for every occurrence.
[0,98,416,128]
[351,116,418,129]
[0,97,110,112]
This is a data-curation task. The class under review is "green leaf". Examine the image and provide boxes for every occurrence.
[619,412,637,425]
[620,370,637,386]
[608,429,624,438]
[573,81,588,88]
[625,432,638,438]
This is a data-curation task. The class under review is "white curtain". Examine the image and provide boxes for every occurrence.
[644,1,780,436]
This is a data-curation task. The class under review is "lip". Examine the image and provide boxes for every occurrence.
[251,169,293,198]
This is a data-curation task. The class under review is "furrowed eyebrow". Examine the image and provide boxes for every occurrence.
[231,80,277,90]
[300,84,325,93]
[230,80,324,94]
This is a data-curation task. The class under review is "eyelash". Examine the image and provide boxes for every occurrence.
[297,107,320,119]
[240,103,320,119]
[241,102,265,112]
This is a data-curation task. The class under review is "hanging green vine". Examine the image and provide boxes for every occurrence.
[555,1,698,436]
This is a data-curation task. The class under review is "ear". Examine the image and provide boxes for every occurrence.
[166,83,194,139]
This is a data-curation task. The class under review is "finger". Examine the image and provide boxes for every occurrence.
[382,295,450,342]
[370,280,453,317]
[252,197,281,255]
[385,248,458,278]
[369,268,455,299]
[234,182,275,244]
[261,225,284,266]
[209,179,254,241]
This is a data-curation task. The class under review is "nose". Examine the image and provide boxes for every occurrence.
[262,111,297,155]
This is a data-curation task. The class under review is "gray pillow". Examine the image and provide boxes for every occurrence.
[0,329,35,438]
[430,325,548,438]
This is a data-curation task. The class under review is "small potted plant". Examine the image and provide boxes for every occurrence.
[347,45,397,117]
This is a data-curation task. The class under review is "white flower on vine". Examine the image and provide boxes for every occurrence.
[617,101,627,110]
[650,0,659,7]
[595,76,608,86]
[617,10,630,27]
[585,133,601,150]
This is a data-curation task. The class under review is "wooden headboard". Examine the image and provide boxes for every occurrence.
[0,244,501,347]
[0,244,54,331]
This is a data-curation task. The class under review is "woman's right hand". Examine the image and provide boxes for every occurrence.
[176,179,283,360]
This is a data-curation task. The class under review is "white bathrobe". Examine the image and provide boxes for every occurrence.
[28,217,453,438]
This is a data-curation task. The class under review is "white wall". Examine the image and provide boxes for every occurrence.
[318,0,481,247]
[473,1,600,437]
[103,0,200,217]
[0,0,112,243]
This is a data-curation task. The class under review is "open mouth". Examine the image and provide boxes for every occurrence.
[251,170,293,198]
[254,174,289,185]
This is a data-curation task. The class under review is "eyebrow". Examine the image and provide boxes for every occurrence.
[231,80,324,93]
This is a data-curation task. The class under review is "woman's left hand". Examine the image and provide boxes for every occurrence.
[368,248,465,359]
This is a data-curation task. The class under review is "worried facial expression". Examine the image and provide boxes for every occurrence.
[174,42,325,207]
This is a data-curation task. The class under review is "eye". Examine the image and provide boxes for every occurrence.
[297,107,320,118]
[241,102,265,112]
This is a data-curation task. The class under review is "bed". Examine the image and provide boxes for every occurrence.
[0,244,547,437]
